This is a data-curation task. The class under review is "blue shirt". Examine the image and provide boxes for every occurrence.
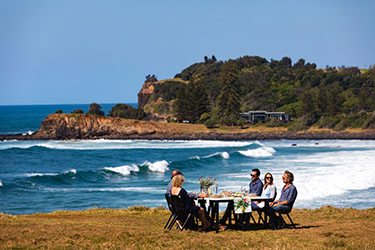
[279,184,297,207]
[249,178,263,196]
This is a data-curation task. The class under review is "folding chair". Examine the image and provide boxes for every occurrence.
[164,193,177,230]
[277,211,296,229]
[171,194,195,231]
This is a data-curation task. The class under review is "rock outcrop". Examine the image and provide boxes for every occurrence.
[35,114,163,139]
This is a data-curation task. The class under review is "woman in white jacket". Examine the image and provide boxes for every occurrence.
[255,172,277,209]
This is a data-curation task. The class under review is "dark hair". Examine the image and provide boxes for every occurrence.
[252,168,260,176]
[263,172,274,189]
[284,170,294,183]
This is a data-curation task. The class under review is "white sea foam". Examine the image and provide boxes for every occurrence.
[66,169,76,174]
[0,139,253,150]
[203,151,230,159]
[104,165,140,176]
[25,173,58,177]
[238,147,276,157]
[22,130,34,136]
[0,179,3,187]
[143,160,169,172]
[43,187,165,193]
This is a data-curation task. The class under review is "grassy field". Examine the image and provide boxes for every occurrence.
[1,206,375,249]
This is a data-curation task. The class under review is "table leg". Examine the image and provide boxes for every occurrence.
[215,201,219,233]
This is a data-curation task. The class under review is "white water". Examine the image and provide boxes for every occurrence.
[104,165,140,176]
[0,139,252,150]
[143,160,170,172]
[238,146,276,157]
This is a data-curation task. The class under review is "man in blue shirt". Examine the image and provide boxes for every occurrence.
[269,170,298,228]
[249,168,263,196]
[221,168,263,226]
[243,168,264,224]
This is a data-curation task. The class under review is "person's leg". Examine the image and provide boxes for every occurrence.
[197,207,210,229]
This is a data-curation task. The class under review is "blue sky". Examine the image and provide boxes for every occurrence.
[0,0,374,105]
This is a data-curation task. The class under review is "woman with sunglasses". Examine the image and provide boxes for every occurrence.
[254,172,277,209]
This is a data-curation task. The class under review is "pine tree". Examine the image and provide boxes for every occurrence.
[216,60,241,125]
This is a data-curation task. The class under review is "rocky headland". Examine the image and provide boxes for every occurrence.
[1,114,375,141]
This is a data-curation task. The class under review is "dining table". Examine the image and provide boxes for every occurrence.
[198,196,274,233]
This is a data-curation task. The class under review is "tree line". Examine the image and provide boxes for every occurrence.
[148,55,375,129]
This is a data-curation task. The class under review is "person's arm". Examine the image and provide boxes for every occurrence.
[284,185,297,206]
[255,181,263,196]
[187,192,198,199]
[269,199,279,207]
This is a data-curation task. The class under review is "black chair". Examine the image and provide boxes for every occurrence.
[171,194,195,231]
[277,211,297,229]
[164,193,177,230]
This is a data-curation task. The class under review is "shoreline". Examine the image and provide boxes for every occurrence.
[2,130,375,141]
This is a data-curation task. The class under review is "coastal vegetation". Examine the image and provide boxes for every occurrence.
[1,206,375,249]
[140,55,375,130]
[108,103,146,120]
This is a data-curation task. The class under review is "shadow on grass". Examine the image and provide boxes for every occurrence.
[224,223,321,231]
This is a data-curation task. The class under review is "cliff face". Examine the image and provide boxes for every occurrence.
[137,80,159,109]
[35,114,163,139]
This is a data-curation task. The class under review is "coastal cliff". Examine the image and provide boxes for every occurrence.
[2,113,375,140]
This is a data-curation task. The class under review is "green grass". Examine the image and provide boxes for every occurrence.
[1,206,375,249]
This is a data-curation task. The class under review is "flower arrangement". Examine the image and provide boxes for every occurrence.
[198,176,216,187]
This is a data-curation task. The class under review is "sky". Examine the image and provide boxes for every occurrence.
[0,0,374,105]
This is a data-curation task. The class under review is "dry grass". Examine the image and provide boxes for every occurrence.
[1,206,375,249]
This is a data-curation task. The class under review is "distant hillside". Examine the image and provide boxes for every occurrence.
[138,55,375,130]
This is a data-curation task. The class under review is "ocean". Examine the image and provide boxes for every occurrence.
[1,104,375,214]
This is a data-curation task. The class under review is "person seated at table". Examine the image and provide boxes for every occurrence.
[171,174,211,230]
[269,170,297,228]
[241,168,265,225]
[220,168,263,226]
[253,172,277,209]
[167,169,208,199]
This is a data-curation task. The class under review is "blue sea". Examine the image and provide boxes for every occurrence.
[1,104,375,214]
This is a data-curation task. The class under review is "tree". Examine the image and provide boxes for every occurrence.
[87,103,104,116]
[108,104,145,120]
[326,82,344,115]
[315,86,328,114]
[174,80,210,123]
[300,90,315,115]
[145,74,158,83]
[71,109,84,114]
[217,60,241,125]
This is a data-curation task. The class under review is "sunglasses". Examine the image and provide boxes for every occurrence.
[250,174,257,177]
[265,177,272,179]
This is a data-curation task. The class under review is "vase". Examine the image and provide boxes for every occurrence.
[200,185,210,194]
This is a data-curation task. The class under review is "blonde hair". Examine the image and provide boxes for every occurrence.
[172,174,185,188]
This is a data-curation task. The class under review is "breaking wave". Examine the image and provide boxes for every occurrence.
[238,147,276,157]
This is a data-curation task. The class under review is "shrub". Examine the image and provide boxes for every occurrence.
[87,103,104,116]
[108,104,146,120]
[205,118,217,128]
[55,109,62,114]
[71,109,84,114]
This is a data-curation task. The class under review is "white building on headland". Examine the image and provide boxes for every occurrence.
[240,111,289,123]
